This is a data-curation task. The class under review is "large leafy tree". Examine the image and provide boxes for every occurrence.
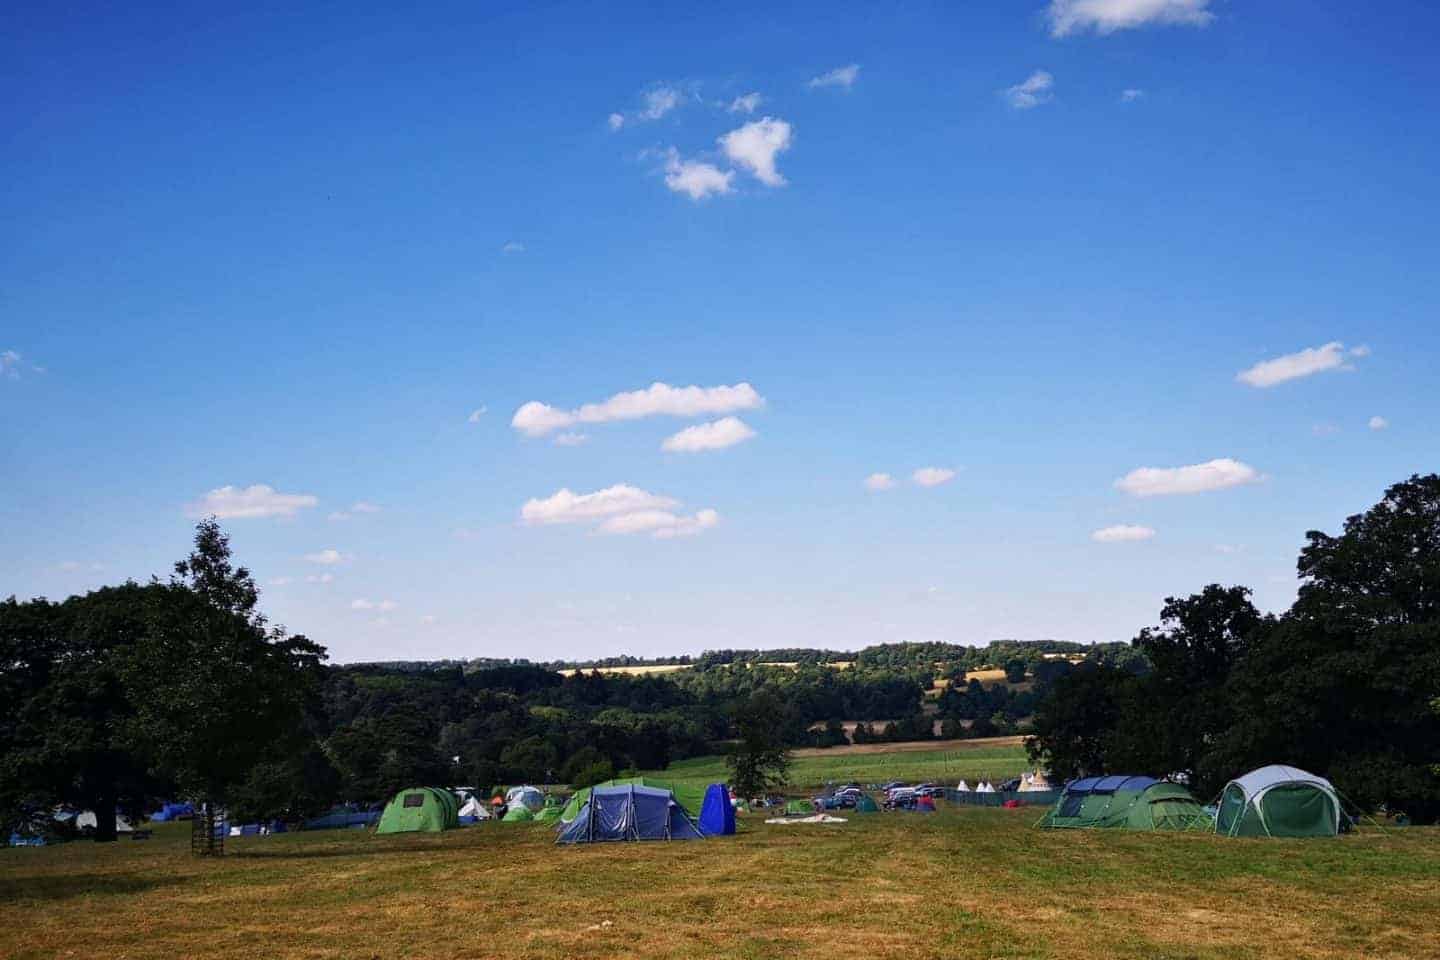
[725,690,792,799]
[1213,475,1440,820]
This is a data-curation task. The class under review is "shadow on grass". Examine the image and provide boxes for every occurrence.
[0,872,185,903]
[231,842,456,861]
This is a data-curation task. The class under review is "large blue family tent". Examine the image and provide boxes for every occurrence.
[698,783,735,836]
[555,784,704,844]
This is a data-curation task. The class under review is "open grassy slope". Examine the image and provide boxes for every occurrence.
[2,809,1435,959]
[652,737,1030,792]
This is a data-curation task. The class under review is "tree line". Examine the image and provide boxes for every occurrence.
[1026,474,1440,823]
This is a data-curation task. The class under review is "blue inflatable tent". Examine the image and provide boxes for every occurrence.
[150,802,194,822]
[698,783,735,836]
[555,784,704,844]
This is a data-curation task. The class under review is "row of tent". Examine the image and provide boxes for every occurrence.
[1039,765,1347,838]
[373,779,737,843]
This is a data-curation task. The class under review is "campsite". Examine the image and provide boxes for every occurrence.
[2,760,1438,960]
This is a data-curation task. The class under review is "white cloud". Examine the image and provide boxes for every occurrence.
[728,92,762,113]
[512,382,763,437]
[304,549,350,565]
[352,598,397,612]
[865,473,897,491]
[1214,544,1245,554]
[1005,70,1054,110]
[661,416,756,453]
[468,406,488,423]
[1045,0,1214,37]
[808,64,860,90]
[501,241,524,254]
[640,86,683,120]
[329,501,381,521]
[1236,341,1365,388]
[554,432,589,447]
[521,484,679,525]
[1,350,21,379]
[186,484,318,520]
[521,484,717,539]
[719,118,793,187]
[913,467,957,488]
[608,112,625,131]
[1091,524,1156,543]
[1368,415,1389,431]
[420,614,438,625]
[306,573,335,584]
[663,149,735,200]
[268,576,294,586]
[1120,88,1144,102]
[1115,458,1261,497]
[1312,423,1340,437]
[598,508,720,539]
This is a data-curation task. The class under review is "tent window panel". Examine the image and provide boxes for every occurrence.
[403,794,426,808]
[1216,786,1246,834]
[1058,793,1085,818]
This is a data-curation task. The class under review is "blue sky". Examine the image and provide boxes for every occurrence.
[4,1,1438,662]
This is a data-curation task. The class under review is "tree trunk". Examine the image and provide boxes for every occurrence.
[93,791,118,843]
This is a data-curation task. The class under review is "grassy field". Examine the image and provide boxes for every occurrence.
[652,737,1030,792]
[2,806,1435,959]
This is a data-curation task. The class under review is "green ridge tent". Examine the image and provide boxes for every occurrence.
[784,799,814,816]
[1215,765,1342,838]
[559,778,704,823]
[376,787,459,835]
[501,803,535,822]
[1039,776,1210,831]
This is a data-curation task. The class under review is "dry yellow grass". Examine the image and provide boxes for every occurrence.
[2,809,1435,960]
[555,664,692,677]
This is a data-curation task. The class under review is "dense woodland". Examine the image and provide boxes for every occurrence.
[4,475,1438,836]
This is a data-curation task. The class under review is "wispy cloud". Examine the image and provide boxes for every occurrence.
[1045,0,1214,38]
[608,112,625,131]
[521,484,718,539]
[501,241,524,254]
[1115,458,1261,497]
[719,118,794,187]
[513,382,763,437]
[662,149,735,200]
[268,576,294,586]
[728,92,762,114]
[661,416,756,453]
[912,467,957,488]
[186,484,318,520]
[304,549,351,565]
[468,406,487,423]
[1005,70,1054,110]
[329,501,381,521]
[1092,524,1156,543]
[808,64,860,90]
[1368,415,1389,431]
[554,432,589,447]
[351,598,398,612]
[2,350,23,379]
[865,473,897,491]
[610,85,686,130]
[1120,88,1144,102]
[1236,341,1367,388]
[306,573,335,584]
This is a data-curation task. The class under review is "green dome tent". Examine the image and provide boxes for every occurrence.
[501,803,535,822]
[1215,765,1342,838]
[535,805,562,823]
[784,799,815,816]
[376,787,459,835]
[1039,776,1210,831]
[559,778,704,823]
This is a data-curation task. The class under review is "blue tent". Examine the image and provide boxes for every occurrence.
[698,783,735,836]
[150,802,194,822]
[555,784,704,844]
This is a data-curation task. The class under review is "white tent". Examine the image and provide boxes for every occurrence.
[76,811,134,833]
[1018,771,1053,792]
[976,781,996,794]
[955,779,971,792]
[459,796,491,820]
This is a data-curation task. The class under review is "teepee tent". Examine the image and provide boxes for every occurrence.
[1215,765,1342,838]
[1039,776,1210,831]
[376,787,459,835]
